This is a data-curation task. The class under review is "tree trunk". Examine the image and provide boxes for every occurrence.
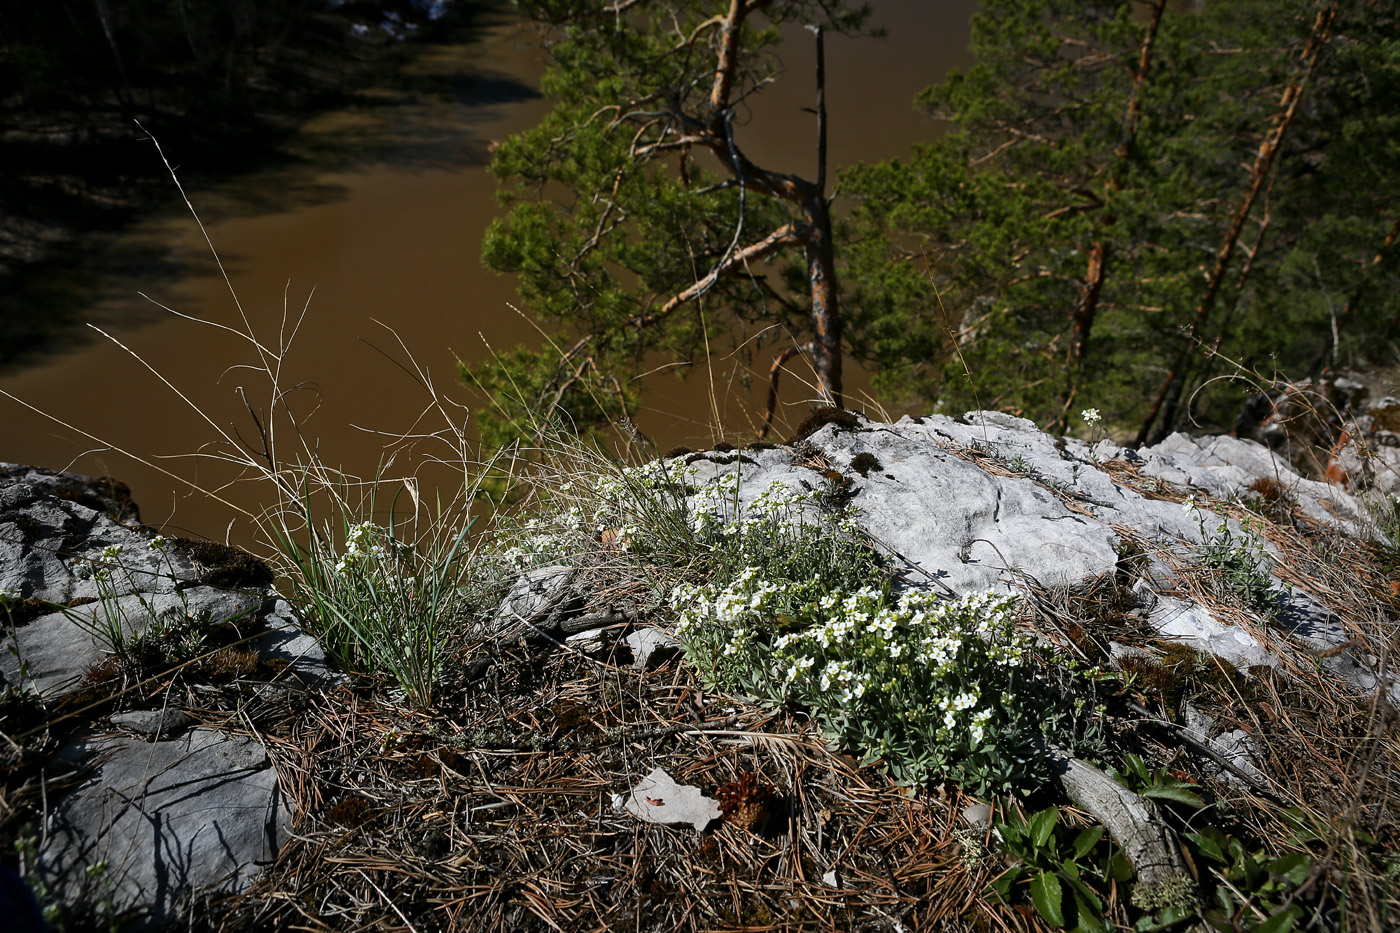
[804,196,842,407]
[1054,0,1162,432]
[1136,2,1337,448]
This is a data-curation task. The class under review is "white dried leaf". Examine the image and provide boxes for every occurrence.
[622,767,722,831]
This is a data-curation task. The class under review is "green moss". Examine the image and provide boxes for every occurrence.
[786,406,860,444]
[849,452,882,476]
[1121,643,1251,718]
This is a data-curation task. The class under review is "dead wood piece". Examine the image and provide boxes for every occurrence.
[1036,738,1199,911]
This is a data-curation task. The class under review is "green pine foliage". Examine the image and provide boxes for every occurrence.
[839,0,1400,435]
[480,0,1400,446]
[468,0,868,449]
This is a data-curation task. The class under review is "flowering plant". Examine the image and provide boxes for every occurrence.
[669,472,1098,794]
[1181,496,1278,617]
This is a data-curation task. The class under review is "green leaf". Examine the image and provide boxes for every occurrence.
[1135,905,1193,931]
[1030,870,1066,928]
[1250,908,1297,933]
[1265,852,1310,886]
[1062,872,1103,914]
[1184,831,1227,863]
[1069,888,1109,933]
[1141,785,1205,808]
[1072,825,1105,859]
[1028,807,1059,850]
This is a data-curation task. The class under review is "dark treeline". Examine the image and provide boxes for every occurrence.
[0,1,478,142]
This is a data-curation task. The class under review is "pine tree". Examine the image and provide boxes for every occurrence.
[468,0,869,446]
[840,0,1400,438]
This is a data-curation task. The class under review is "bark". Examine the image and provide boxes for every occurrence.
[634,7,841,404]
[1054,0,1163,432]
[1035,739,1198,908]
[804,195,842,406]
[630,223,804,330]
[1137,3,1337,447]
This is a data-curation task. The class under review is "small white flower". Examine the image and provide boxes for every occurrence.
[101,544,124,560]
[1081,408,1102,425]
[148,535,167,551]
[1182,494,1197,514]
[0,584,17,600]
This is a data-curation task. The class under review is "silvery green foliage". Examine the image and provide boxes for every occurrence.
[669,476,1101,795]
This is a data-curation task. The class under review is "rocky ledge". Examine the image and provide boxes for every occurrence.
[1,408,1396,930]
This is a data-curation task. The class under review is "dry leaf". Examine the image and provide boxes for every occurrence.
[623,767,722,831]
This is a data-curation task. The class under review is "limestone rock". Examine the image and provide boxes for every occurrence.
[0,465,336,924]
[36,728,288,923]
[1,587,263,698]
[626,627,681,670]
[108,709,195,740]
[622,767,722,831]
[1137,432,1369,533]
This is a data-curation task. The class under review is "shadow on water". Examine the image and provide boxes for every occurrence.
[0,7,538,373]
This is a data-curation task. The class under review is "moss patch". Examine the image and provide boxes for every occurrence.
[849,452,882,476]
[174,537,274,589]
[786,406,860,444]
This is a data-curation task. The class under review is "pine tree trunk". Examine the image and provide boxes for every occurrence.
[804,196,842,407]
[1137,3,1337,447]
[1055,0,1162,432]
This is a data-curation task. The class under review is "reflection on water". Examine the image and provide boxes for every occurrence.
[0,2,976,549]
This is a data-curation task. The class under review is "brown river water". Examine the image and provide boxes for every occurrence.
[0,2,977,546]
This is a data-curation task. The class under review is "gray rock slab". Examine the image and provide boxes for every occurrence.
[626,627,682,670]
[248,598,344,691]
[109,709,195,740]
[493,564,581,637]
[0,489,198,605]
[1275,588,1398,702]
[1138,433,1370,534]
[1135,589,1277,671]
[1,587,263,698]
[685,420,1123,594]
[37,727,289,923]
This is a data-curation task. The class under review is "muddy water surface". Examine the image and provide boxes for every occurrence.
[0,2,976,546]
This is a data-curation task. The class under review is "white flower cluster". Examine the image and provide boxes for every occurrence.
[671,566,798,651]
[0,584,17,600]
[334,522,395,574]
[671,559,1030,750]
[499,516,574,570]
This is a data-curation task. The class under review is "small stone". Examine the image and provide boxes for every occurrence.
[960,803,992,827]
[109,709,194,740]
[625,627,682,670]
[565,628,609,654]
[622,768,721,831]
